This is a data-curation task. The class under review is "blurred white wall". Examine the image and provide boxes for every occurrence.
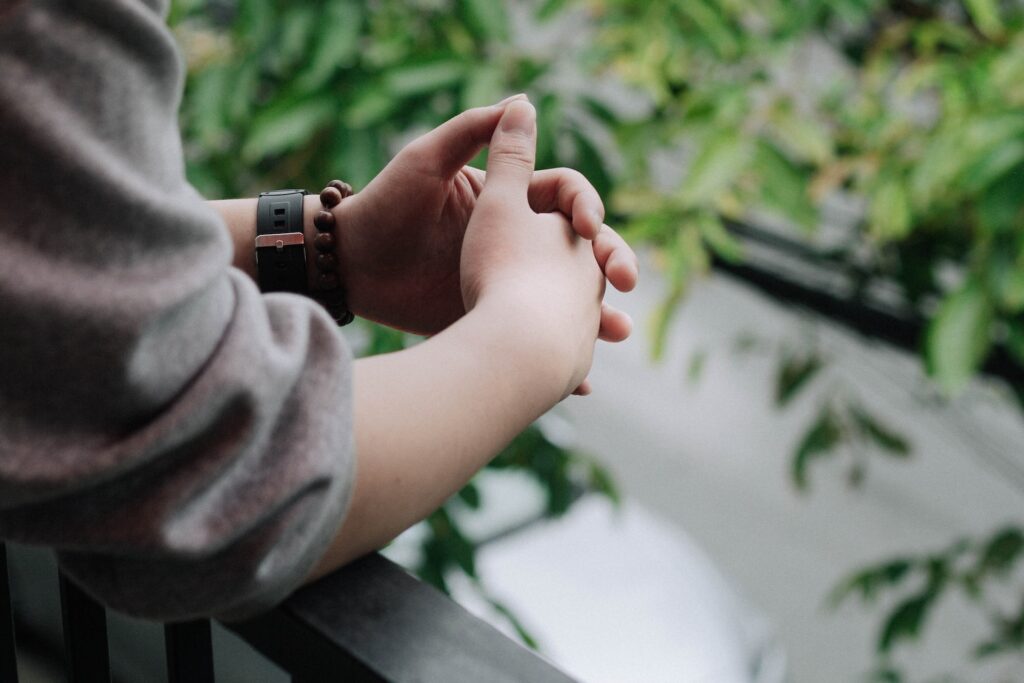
[556,255,1024,682]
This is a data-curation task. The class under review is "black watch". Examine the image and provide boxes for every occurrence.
[255,189,308,294]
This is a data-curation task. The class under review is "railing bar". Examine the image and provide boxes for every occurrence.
[59,572,110,683]
[165,619,215,683]
[1,544,19,683]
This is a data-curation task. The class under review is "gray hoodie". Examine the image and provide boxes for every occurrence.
[0,0,355,621]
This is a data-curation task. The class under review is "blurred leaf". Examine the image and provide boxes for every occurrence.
[296,0,363,91]
[869,178,912,242]
[977,164,1024,234]
[963,0,1004,39]
[976,527,1024,578]
[852,407,910,458]
[242,96,335,161]
[769,103,833,165]
[830,560,913,607]
[756,141,818,230]
[588,461,621,506]
[344,84,402,128]
[926,281,994,394]
[867,667,904,683]
[536,0,570,21]
[697,213,744,263]
[485,594,540,649]
[457,482,482,509]
[462,64,506,109]
[775,354,823,407]
[687,349,708,385]
[385,60,467,98]
[879,592,933,653]
[792,405,842,490]
[459,0,509,42]
[681,134,752,205]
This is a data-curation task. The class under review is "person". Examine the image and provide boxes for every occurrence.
[0,0,638,621]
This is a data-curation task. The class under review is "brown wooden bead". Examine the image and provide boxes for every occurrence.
[313,210,335,232]
[316,252,338,272]
[319,186,343,208]
[317,272,340,290]
[327,179,353,198]
[314,231,335,253]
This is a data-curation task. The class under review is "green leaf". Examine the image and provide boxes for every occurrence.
[457,483,482,509]
[697,213,744,263]
[485,595,540,649]
[963,0,1004,38]
[461,64,506,110]
[242,96,335,161]
[869,179,912,242]
[769,104,833,165]
[977,527,1024,578]
[755,142,817,230]
[926,281,995,394]
[792,406,842,490]
[536,0,569,21]
[829,560,913,607]
[1008,323,1024,366]
[384,60,467,98]
[588,462,621,506]
[296,0,362,91]
[459,0,509,42]
[879,592,933,653]
[867,666,904,683]
[344,85,401,129]
[852,407,910,457]
[775,354,823,407]
[977,163,1024,234]
[686,349,708,385]
[681,134,752,205]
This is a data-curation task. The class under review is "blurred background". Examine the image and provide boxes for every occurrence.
[167,1,1024,681]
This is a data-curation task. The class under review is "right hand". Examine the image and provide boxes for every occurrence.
[460,100,605,397]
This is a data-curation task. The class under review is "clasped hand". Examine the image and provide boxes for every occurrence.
[330,95,638,394]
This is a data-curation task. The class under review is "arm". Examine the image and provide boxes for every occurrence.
[0,0,355,621]
[310,294,571,579]
[309,99,605,580]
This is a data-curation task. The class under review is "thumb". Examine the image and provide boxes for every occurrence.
[483,100,537,199]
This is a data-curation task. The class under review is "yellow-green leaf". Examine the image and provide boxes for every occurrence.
[926,282,994,394]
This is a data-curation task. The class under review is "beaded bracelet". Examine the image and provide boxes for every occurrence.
[310,179,355,326]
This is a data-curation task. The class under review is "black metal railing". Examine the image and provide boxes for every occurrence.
[1,542,575,682]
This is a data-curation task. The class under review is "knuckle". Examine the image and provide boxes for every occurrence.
[556,167,588,187]
[492,139,534,169]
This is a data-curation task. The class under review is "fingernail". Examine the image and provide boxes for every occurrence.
[495,93,529,107]
[500,100,535,134]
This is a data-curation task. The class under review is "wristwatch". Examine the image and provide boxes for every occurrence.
[255,189,308,294]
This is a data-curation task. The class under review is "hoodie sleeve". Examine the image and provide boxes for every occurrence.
[0,0,356,621]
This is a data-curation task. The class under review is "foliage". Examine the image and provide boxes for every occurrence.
[170,0,1024,675]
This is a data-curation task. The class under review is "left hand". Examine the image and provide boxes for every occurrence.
[331,96,638,341]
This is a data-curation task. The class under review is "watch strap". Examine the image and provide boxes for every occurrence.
[255,189,308,294]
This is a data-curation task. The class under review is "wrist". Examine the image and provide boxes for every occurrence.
[468,289,581,401]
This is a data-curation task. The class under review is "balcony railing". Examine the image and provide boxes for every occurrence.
[1,542,576,682]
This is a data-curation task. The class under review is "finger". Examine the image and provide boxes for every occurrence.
[482,100,537,199]
[572,378,593,396]
[599,303,633,342]
[593,225,639,292]
[528,169,605,239]
[405,95,528,178]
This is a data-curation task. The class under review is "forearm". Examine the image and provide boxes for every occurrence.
[307,295,571,581]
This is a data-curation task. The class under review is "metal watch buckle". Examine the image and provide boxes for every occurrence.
[255,232,305,252]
